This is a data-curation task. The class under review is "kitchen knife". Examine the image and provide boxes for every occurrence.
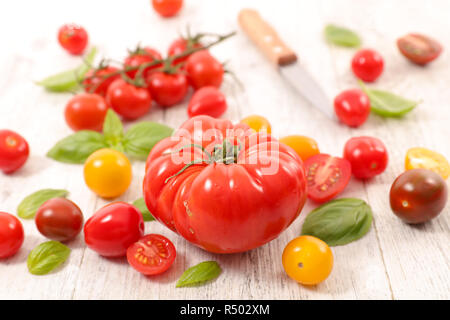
[238,9,335,120]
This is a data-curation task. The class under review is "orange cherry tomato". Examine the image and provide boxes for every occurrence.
[240,115,272,134]
[84,149,132,198]
[405,147,450,179]
[282,235,333,285]
[279,135,320,161]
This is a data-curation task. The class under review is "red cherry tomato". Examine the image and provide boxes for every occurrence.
[304,154,352,203]
[124,47,162,79]
[343,136,388,179]
[57,24,88,55]
[146,72,189,108]
[0,130,29,174]
[397,33,443,66]
[35,198,84,242]
[0,212,24,259]
[65,93,109,132]
[106,78,152,120]
[84,202,144,257]
[188,86,227,118]
[127,234,176,275]
[152,0,183,17]
[168,38,203,66]
[186,50,224,90]
[334,89,370,127]
[351,49,384,82]
[390,169,448,224]
[82,66,120,97]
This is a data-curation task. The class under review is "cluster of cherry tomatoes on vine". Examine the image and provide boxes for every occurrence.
[60,23,231,134]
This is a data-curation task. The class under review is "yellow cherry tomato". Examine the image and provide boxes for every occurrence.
[282,235,333,285]
[279,135,320,161]
[84,148,132,198]
[405,147,450,179]
[240,115,272,134]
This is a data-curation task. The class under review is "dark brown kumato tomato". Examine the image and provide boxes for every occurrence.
[389,169,448,224]
[35,198,84,242]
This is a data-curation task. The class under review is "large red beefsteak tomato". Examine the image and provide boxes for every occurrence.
[143,116,307,253]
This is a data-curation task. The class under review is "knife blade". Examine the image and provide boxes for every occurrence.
[238,9,335,120]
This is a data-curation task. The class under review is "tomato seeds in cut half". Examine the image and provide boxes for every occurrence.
[127,234,176,276]
[304,154,352,203]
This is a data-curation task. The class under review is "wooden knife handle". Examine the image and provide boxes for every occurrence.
[238,8,297,66]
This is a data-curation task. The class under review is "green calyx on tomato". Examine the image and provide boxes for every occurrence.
[164,140,243,184]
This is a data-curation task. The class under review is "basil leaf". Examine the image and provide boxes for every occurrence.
[103,109,124,140]
[47,130,108,164]
[324,24,361,47]
[301,198,373,246]
[359,81,419,117]
[176,261,221,288]
[36,47,97,92]
[123,122,173,160]
[27,241,71,275]
[17,189,69,219]
[132,197,155,221]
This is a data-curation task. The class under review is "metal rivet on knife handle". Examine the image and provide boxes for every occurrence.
[238,9,298,66]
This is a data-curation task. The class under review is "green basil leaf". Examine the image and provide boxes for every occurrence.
[27,241,71,275]
[132,197,155,221]
[17,189,69,219]
[324,24,361,47]
[301,198,373,246]
[176,261,221,288]
[47,130,108,164]
[123,122,173,160]
[36,47,97,92]
[359,81,419,117]
[103,109,123,145]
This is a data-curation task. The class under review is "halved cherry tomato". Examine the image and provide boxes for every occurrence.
[186,50,224,90]
[334,89,370,127]
[84,148,132,199]
[82,66,120,97]
[282,235,333,285]
[279,135,319,162]
[405,147,450,179]
[146,71,189,108]
[0,130,29,174]
[351,49,384,82]
[168,37,203,66]
[304,154,351,203]
[84,202,144,257]
[106,78,152,120]
[390,169,448,224]
[127,234,176,275]
[124,47,162,79]
[0,212,24,259]
[240,115,272,134]
[343,136,388,179]
[187,86,227,118]
[65,93,109,132]
[152,0,183,17]
[397,33,443,66]
[57,24,88,55]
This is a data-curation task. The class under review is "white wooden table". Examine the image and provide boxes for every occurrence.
[0,0,449,300]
